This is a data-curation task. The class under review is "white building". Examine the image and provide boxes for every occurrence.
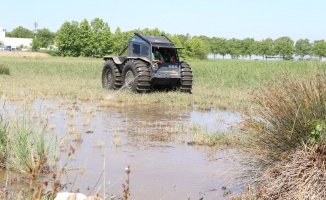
[0,27,33,49]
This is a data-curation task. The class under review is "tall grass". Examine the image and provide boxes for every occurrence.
[0,114,8,168]
[1,57,326,111]
[242,68,326,199]
[0,108,58,199]
[246,68,326,162]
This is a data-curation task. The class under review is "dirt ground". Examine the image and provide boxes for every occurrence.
[0,51,50,58]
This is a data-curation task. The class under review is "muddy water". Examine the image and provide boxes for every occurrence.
[0,99,244,199]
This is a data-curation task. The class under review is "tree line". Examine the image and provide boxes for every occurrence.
[4,18,326,60]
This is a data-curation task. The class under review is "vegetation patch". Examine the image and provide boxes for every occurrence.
[0,64,10,75]
[242,68,326,199]
[1,57,326,112]
[0,110,60,199]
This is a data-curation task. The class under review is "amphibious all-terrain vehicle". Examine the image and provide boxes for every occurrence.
[101,33,193,93]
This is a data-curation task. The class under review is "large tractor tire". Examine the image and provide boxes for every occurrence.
[122,60,151,93]
[179,62,193,93]
[102,60,122,90]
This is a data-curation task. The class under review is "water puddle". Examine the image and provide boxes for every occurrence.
[0,99,244,199]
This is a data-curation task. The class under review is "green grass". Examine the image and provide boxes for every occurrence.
[0,64,10,75]
[1,56,326,112]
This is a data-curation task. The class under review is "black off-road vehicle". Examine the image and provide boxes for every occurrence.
[101,33,192,93]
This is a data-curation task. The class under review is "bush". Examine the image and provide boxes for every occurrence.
[246,68,326,163]
[0,64,10,75]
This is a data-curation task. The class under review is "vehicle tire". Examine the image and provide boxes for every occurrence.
[122,60,151,93]
[179,62,193,93]
[102,60,122,90]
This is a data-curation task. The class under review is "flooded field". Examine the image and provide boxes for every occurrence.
[0,98,244,199]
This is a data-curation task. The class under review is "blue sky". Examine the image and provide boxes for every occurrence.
[1,0,325,41]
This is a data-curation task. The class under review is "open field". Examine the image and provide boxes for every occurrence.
[1,55,325,112]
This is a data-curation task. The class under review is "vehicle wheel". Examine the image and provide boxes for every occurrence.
[179,62,193,93]
[122,60,151,93]
[102,60,122,90]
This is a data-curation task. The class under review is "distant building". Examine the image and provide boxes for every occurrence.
[0,27,33,50]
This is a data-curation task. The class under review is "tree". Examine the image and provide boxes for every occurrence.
[9,26,34,38]
[274,36,294,60]
[312,40,326,61]
[31,28,56,50]
[184,36,207,59]
[210,37,227,59]
[295,39,311,60]
[241,38,256,59]
[79,19,93,56]
[170,34,186,58]
[198,35,211,56]
[55,21,81,56]
[90,18,113,57]
[226,38,241,59]
[258,38,275,60]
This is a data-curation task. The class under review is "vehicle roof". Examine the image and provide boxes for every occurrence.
[131,34,173,46]
[130,33,183,49]
[143,36,172,44]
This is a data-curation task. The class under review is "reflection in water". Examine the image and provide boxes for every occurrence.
[0,99,244,199]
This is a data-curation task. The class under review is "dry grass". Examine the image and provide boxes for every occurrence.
[0,51,50,58]
[258,145,326,199]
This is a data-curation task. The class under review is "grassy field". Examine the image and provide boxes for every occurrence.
[0,56,325,112]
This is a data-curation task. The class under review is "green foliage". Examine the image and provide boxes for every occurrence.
[310,119,326,144]
[55,21,82,57]
[226,38,242,59]
[295,39,312,59]
[258,38,275,59]
[79,19,93,56]
[90,18,113,57]
[198,35,211,55]
[55,18,114,57]
[32,28,56,50]
[210,37,227,59]
[241,38,256,59]
[184,36,207,59]
[313,40,326,60]
[274,36,294,60]
[139,27,165,36]
[9,26,34,38]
